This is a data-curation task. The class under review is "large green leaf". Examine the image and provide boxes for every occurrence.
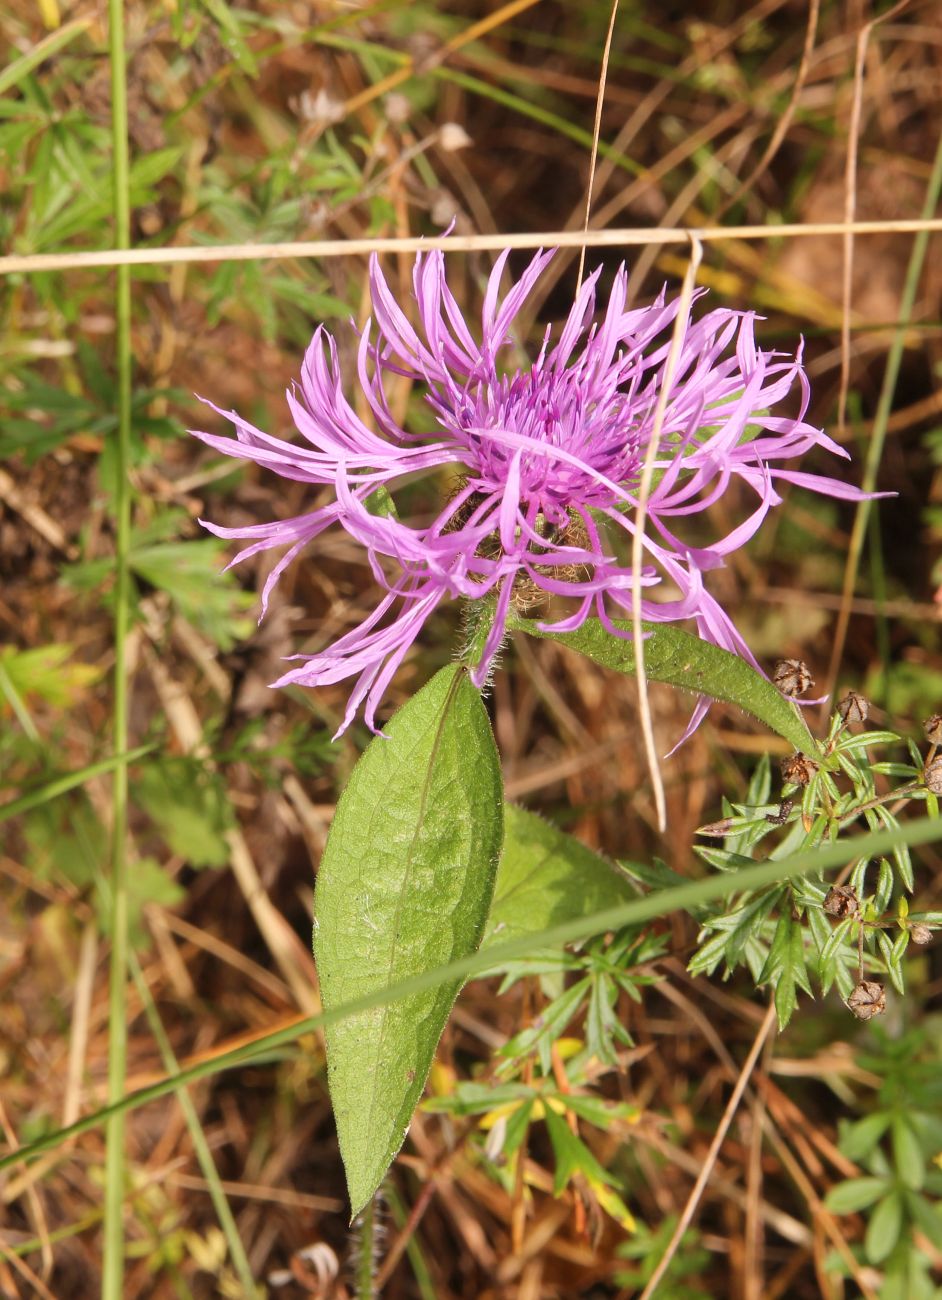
[513,615,818,755]
[483,805,637,949]
[314,665,503,1215]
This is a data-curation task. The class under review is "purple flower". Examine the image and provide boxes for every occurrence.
[193,248,870,738]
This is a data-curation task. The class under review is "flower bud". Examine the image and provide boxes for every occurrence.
[773,658,815,698]
[846,980,886,1021]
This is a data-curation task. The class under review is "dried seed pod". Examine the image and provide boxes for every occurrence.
[910,923,932,946]
[838,691,869,724]
[781,752,819,787]
[924,714,942,744]
[925,755,942,795]
[773,658,815,698]
[823,884,859,918]
[846,980,886,1021]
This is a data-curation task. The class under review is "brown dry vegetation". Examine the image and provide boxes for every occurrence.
[1,1,942,1297]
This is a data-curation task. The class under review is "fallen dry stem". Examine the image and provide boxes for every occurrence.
[0,219,940,277]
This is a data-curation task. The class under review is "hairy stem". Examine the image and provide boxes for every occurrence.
[354,1194,379,1300]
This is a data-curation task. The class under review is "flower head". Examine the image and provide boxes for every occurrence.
[193,248,870,737]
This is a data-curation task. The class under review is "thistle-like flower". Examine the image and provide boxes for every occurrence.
[193,249,870,737]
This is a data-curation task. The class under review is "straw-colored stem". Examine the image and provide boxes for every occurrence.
[630,235,703,832]
[102,0,133,1293]
[0,219,940,277]
[576,0,620,291]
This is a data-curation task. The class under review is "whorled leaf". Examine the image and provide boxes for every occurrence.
[314,665,503,1215]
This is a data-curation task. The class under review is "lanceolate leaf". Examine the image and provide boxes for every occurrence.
[314,665,503,1215]
[513,615,817,756]
[482,805,638,950]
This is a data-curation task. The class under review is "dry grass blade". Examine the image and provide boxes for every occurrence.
[575,0,620,291]
[630,234,703,833]
[0,219,940,276]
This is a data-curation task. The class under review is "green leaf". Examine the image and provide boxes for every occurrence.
[839,1112,892,1163]
[482,806,636,950]
[542,1103,615,1196]
[128,146,185,189]
[512,615,817,754]
[865,1191,904,1264]
[892,1117,925,1190]
[0,20,92,95]
[905,1191,942,1250]
[314,666,503,1215]
[0,643,100,711]
[136,762,233,869]
[196,0,259,74]
[757,910,812,1029]
[824,1176,891,1214]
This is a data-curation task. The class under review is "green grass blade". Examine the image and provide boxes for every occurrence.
[0,18,91,97]
[0,747,154,824]
[3,813,940,1176]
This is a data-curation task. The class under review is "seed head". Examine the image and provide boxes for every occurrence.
[924,715,942,744]
[910,923,932,946]
[925,755,942,795]
[781,752,818,787]
[823,885,859,918]
[838,691,869,724]
[773,658,815,698]
[846,980,886,1021]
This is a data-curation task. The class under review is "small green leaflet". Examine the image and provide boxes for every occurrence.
[482,805,639,950]
[512,615,818,756]
[314,665,503,1216]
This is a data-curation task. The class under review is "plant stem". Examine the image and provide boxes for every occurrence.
[102,0,133,1294]
[460,595,498,671]
[355,1194,378,1300]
